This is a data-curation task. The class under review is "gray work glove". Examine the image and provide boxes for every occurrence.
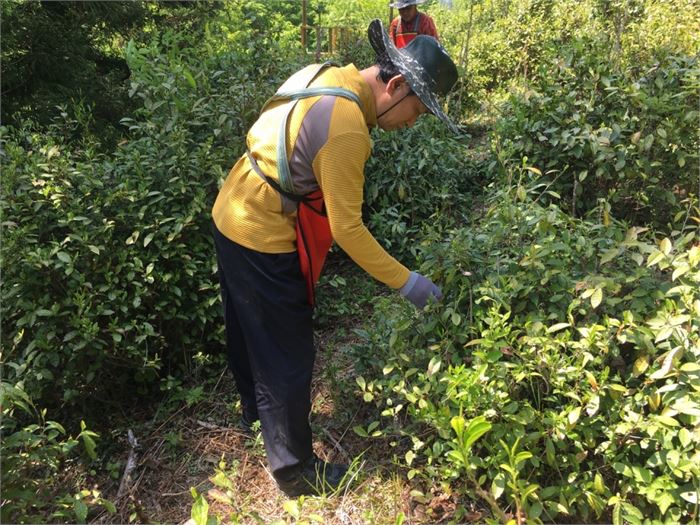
[400,271,443,309]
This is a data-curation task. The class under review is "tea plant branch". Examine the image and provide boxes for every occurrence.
[337,405,362,444]
[450,416,508,522]
[466,470,509,524]
[678,193,699,234]
[211,367,227,393]
[195,419,224,430]
[532,169,565,207]
[150,401,190,435]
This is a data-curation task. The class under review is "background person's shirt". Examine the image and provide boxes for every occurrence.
[389,12,439,48]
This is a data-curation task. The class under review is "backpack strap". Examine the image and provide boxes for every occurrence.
[246,148,316,204]
[259,62,363,196]
[397,13,421,36]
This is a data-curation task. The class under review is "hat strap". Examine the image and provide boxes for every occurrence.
[377,91,413,120]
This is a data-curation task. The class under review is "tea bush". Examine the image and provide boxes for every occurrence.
[432,0,699,131]
[610,0,699,68]
[433,0,605,117]
[1,20,308,524]
[1,28,305,412]
[0,10,313,519]
[353,169,699,522]
[0,1,148,135]
[0,382,112,523]
[364,118,484,262]
[496,43,699,227]
[4,2,698,522]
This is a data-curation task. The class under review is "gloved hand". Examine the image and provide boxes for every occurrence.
[400,271,443,309]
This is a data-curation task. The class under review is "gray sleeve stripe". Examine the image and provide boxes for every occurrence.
[288,95,336,196]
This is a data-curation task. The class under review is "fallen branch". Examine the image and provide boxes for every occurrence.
[320,426,351,463]
[117,429,140,499]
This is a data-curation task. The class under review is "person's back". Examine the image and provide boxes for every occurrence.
[389,0,438,48]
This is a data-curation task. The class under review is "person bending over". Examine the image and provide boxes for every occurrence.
[211,19,458,498]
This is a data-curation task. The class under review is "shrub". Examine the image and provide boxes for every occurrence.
[0,27,306,413]
[352,168,700,522]
[363,118,484,262]
[0,382,113,523]
[1,20,309,521]
[0,1,149,136]
[433,0,604,117]
[496,42,699,227]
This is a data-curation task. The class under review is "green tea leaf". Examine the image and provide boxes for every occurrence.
[405,450,415,466]
[191,493,209,525]
[74,499,88,524]
[464,417,491,449]
[450,415,465,437]
[659,237,672,255]
[183,68,197,89]
[427,356,441,377]
[547,322,571,333]
[568,406,581,426]
[491,472,506,499]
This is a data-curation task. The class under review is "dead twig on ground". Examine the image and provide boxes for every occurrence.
[320,426,351,463]
[117,429,140,499]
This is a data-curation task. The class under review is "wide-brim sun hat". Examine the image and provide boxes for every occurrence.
[390,0,427,8]
[367,18,458,132]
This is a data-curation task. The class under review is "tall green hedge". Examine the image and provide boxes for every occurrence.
[1,26,304,413]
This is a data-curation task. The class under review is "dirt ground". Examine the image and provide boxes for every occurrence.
[85,257,488,525]
[88,333,472,524]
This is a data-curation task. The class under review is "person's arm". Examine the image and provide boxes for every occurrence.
[314,131,410,289]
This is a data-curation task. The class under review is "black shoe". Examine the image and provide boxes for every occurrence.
[239,411,259,434]
[276,456,348,498]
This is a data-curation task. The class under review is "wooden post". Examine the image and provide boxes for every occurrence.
[315,5,322,60]
[456,0,475,112]
[330,27,337,53]
[315,25,321,61]
[301,0,307,48]
[461,0,474,70]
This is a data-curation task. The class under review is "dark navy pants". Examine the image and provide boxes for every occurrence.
[212,223,316,480]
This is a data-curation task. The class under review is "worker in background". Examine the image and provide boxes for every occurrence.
[389,0,439,48]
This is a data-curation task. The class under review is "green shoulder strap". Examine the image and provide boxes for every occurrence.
[261,62,363,195]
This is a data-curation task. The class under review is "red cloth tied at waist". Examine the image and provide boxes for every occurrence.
[244,150,333,305]
[295,189,333,305]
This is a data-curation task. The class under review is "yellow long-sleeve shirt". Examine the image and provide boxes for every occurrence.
[212,64,410,290]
